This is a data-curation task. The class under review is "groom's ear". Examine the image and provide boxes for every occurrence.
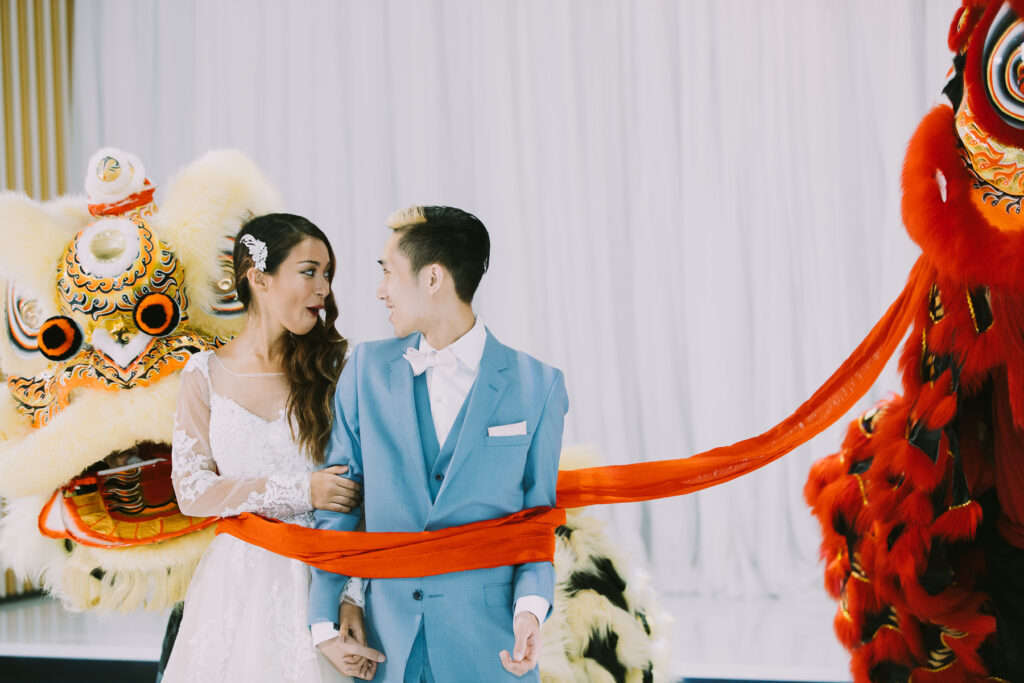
[424,263,445,294]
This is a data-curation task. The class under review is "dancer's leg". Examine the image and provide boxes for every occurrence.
[155,601,185,682]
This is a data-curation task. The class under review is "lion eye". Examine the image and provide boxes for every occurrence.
[133,292,180,337]
[37,316,83,361]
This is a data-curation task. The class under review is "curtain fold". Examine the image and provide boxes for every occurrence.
[70,0,960,599]
[0,0,71,198]
[0,0,73,600]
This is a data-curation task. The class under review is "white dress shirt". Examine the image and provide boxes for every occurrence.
[312,317,549,647]
[417,315,487,446]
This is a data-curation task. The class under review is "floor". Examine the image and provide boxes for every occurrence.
[0,592,852,682]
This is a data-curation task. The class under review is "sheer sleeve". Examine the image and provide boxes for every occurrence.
[341,577,366,608]
[171,353,312,519]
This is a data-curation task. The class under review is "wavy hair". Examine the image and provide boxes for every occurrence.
[233,213,347,464]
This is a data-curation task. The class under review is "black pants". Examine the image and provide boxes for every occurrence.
[987,531,1024,681]
[155,602,184,682]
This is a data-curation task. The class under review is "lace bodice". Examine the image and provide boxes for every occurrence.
[171,350,365,611]
[171,350,313,523]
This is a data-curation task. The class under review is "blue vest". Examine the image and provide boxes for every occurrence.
[413,373,470,502]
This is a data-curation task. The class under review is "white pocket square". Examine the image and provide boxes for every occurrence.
[488,421,527,437]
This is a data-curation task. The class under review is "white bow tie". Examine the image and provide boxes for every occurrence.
[403,346,458,376]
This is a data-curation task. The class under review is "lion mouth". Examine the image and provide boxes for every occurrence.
[38,441,216,548]
[64,441,174,510]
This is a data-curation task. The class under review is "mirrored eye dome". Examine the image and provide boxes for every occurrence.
[74,218,142,279]
[84,148,147,203]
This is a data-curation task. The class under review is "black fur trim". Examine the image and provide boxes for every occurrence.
[861,606,899,643]
[920,623,956,670]
[907,419,943,464]
[945,419,972,508]
[636,610,651,636]
[967,286,994,334]
[583,629,627,682]
[567,556,628,612]
[848,456,874,475]
[887,523,905,552]
[833,512,860,562]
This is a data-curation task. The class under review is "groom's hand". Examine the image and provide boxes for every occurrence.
[317,602,385,680]
[499,612,542,676]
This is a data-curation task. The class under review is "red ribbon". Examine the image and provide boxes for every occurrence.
[88,185,156,217]
[218,257,931,577]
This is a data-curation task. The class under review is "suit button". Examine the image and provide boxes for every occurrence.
[413,590,423,601]
[434,474,444,482]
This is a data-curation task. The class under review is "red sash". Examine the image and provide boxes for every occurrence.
[218,257,930,577]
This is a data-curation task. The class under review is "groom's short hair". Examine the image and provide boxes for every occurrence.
[386,205,490,303]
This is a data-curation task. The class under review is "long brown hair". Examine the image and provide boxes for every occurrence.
[233,213,347,464]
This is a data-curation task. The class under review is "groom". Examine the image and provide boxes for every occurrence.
[309,206,568,681]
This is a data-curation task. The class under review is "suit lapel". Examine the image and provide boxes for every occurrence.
[387,337,430,507]
[430,331,511,509]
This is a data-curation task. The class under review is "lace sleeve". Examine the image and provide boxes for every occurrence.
[341,577,366,608]
[171,354,312,519]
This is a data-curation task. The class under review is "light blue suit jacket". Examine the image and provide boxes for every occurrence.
[308,329,568,682]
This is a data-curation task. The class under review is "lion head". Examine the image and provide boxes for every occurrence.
[0,148,280,610]
[902,1,1024,289]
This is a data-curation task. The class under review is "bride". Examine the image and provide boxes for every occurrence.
[163,214,382,682]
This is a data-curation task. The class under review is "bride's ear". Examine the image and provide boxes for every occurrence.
[247,267,270,294]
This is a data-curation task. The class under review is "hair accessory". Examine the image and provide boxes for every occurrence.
[240,234,268,272]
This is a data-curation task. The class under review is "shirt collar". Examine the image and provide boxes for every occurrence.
[418,316,486,372]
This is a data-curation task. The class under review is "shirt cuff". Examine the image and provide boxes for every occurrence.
[513,595,550,625]
[311,621,339,647]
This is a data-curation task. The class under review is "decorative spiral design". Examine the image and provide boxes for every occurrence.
[211,245,244,315]
[984,4,1024,129]
[6,283,42,355]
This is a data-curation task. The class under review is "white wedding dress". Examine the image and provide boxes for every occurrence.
[162,350,356,683]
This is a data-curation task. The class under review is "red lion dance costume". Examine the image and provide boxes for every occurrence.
[805,1,1024,679]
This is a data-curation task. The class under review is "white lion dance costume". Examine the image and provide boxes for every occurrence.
[0,148,666,681]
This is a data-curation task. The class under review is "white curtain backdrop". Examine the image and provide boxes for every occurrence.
[71,0,961,599]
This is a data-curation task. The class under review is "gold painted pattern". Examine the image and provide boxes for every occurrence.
[956,97,1024,195]
[8,331,215,428]
[62,490,215,547]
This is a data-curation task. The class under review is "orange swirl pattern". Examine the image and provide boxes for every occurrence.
[58,223,187,323]
[61,220,156,296]
[7,331,215,428]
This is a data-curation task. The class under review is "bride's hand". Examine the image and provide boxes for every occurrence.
[310,466,362,513]
[318,602,385,680]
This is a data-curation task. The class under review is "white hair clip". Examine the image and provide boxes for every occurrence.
[240,234,268,272]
